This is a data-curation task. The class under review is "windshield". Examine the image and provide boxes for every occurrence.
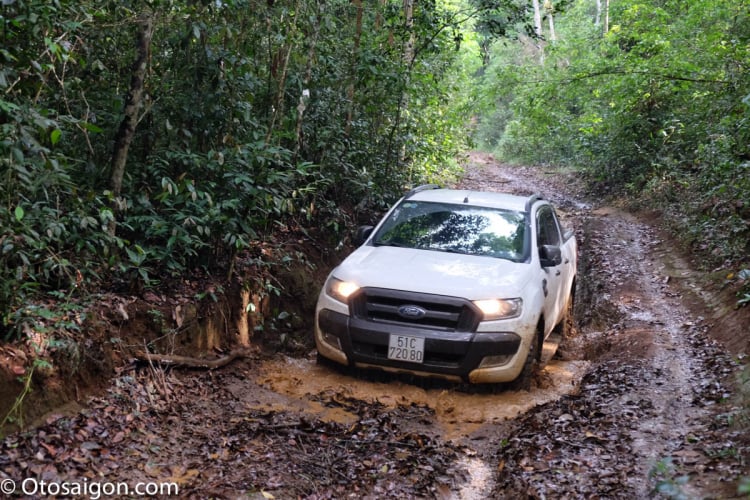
[373,201,529,261]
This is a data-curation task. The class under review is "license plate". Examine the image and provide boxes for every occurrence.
[387,334,425,363]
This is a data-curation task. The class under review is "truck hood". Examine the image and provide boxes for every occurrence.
[330,245,532,300]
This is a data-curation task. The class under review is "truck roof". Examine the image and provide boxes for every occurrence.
[407,187,542,213]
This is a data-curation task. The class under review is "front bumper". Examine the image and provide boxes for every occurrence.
[315,308,524,383]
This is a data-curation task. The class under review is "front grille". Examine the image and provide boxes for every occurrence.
[350,288,479,332]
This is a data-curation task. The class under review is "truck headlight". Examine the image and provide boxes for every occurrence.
[326,277,359,303]
[473,298,522,320]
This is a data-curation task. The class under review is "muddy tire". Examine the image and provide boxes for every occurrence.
[558,293,576,339]
[508,326,541,392]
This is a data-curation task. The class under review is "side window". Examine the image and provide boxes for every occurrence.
[536,207,561,247]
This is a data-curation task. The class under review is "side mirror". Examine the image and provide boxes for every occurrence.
[539,245,562,267]
[354,225,374,246]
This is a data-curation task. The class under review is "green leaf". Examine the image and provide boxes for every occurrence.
[11,147,24,163]
[50,129,62,145]
[0,99,20,113]
[81,122,103,133]
[0,49,17,62]
[738,476,750,494]
[14,206,24,222]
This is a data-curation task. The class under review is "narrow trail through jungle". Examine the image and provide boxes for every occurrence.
[0,153,745,499]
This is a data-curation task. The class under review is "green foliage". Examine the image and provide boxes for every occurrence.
[0,0,476,338]
[474,0,750,269]
[739,476,750,495]
[0,105,116,337]
[0,359,44,433]
[649,457,691,499]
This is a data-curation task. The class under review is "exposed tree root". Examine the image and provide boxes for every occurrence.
[134,348,252,370]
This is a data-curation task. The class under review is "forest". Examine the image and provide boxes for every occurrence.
[1,0,750,495]
[1,0,748,339]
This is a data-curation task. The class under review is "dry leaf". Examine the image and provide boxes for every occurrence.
[167,466,200,485]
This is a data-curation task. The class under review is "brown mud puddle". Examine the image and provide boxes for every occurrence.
[255,356,590,441]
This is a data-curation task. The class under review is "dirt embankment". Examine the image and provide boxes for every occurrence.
[1,153,748,499]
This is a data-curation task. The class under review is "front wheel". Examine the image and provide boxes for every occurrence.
[557,292,576,339]
[507,327,541,392]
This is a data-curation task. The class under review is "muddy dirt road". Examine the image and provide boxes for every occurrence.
[1,154,747,498]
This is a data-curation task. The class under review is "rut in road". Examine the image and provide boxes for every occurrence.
[585,209,710,495]
[465,158,741,499]
[0,155,743,500]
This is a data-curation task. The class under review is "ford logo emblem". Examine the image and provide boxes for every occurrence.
[398,305,427,319]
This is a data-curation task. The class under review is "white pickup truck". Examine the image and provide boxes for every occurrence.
[314,185,577,390]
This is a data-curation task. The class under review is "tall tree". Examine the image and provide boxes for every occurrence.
[532,0,544,38]
[294,2,324,158]
[545,0,557,41]
[345,0,364,137]
[109,12,155,234]
[603,0,610,34]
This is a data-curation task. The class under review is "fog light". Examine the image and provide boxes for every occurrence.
[322,331,342,350]
[478,354,512,368]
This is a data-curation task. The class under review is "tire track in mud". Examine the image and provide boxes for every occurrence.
[609,213,732,496]
[465,157,743,499]
[252,155,744,498]
[571,209,714,497]
[2,155,744,499]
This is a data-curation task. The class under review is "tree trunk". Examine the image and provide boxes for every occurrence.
[345,0,363,137]
[266,0,301,144]
[109,13,154,235]
[266,43,292,144]
[594,0,602,28]
[531,0,543,38]
[403,0,415,66]
[603,0,610,34]
[294,3,323,158]
[385,0,415,173]
[545,1,556,42]
[531,0,545,63]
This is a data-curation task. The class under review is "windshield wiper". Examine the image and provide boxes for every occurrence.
[429,247,467,255]
[374,240,412,248]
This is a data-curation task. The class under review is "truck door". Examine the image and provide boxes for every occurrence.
[536,206,565,332]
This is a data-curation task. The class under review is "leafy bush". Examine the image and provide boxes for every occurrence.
[0,0,474,339]
[475,0,749,268]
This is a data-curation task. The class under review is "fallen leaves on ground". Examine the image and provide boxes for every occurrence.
[0,366,469,498]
